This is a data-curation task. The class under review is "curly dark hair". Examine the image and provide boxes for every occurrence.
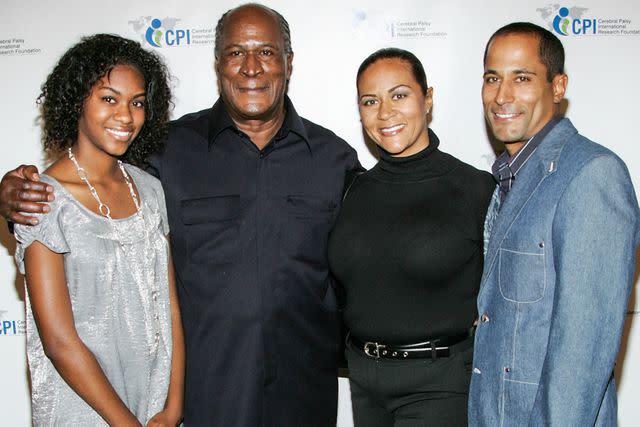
[37,33,172,167]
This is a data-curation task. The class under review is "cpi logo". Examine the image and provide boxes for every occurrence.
[553,7,571,35]
[551,6,596,36]
[0,319,25,336]
[146,18,163,47]
[129,17,191,48]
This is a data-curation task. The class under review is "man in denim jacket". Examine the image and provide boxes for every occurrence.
[469,22,640,426]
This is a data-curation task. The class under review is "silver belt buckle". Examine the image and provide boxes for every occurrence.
[363,341,385,358]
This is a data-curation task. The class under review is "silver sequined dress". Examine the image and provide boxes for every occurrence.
[15,165,173,426]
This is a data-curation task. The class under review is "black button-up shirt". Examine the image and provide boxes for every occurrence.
[148,96,361,426]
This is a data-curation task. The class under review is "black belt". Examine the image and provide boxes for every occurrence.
[348,333,471,360]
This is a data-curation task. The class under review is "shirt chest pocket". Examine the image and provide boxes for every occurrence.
[282,195,336,265]
[181,195,241,265]
[498,245,546,303]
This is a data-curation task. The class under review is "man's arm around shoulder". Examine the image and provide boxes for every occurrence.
[0,165,54,227]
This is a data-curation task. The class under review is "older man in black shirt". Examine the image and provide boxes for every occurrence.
[0,4,361,426]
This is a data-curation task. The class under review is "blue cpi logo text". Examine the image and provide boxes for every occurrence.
[552,6,596,36]
[0,319,25,336]
[145,18,191,47]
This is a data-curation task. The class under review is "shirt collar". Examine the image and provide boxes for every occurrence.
[207,95,312,152]
[492,115,562,179]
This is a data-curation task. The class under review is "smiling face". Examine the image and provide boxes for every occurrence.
[357,58,432,157]
[215,5,292,125]
[482,33,567,156]
[76,64,146,158]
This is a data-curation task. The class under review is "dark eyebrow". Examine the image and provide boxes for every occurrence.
[483,69,537,78]
[388,84,410,92]
[358,84,412,101]
[98,85,146,98]
[223,42,279,50]
[512,68,537,75]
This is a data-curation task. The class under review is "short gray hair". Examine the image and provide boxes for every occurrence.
[214,3,292,60]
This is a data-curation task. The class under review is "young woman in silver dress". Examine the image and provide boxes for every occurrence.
[14,34,184,426]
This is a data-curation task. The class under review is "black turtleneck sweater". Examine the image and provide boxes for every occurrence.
[328,130,495,343]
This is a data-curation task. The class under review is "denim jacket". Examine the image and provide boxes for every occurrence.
[469,118,640,426]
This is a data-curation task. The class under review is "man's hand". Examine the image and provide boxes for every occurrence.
[0,165,54,225]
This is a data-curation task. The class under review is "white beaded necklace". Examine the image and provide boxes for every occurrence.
[67,147,141,219]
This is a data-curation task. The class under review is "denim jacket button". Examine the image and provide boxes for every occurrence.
[481,314,490,322]
[473,367,481,374]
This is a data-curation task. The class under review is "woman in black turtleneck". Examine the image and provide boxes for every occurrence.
[328,48,495,426]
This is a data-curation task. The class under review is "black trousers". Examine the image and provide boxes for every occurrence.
[345,337,473,427]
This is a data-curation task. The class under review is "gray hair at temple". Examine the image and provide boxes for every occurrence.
[213,3,293,60]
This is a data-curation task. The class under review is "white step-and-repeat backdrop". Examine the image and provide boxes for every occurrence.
[1,1,639,425]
